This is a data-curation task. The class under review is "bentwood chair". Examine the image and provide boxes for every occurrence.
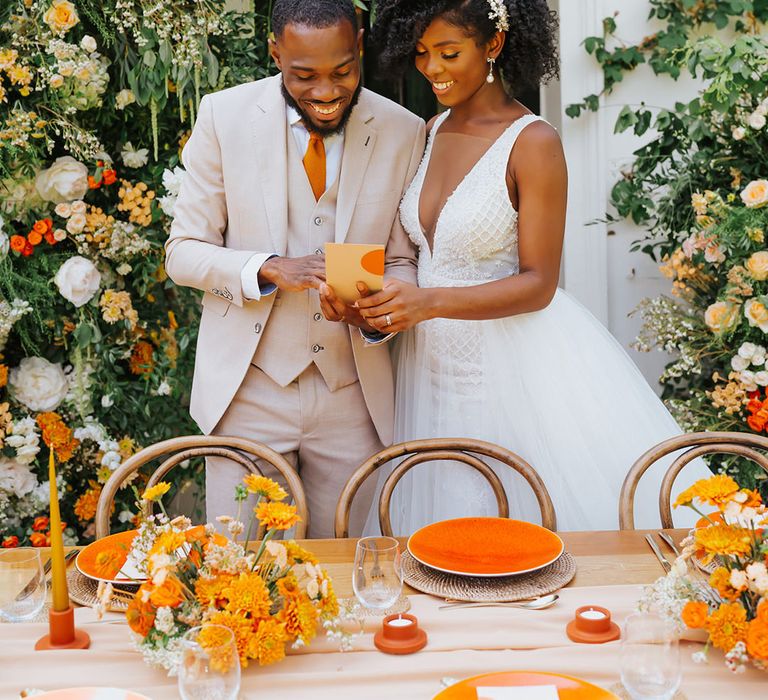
[95,435,308,538]
[619,431,768,529]
[334,437,556,538]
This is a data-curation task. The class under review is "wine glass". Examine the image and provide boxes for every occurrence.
[352,536,402,612]
[178,624,241,700]
[620,612,681,700]
[0,548,46,622]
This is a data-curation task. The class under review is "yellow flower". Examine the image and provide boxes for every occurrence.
[149,530,186,558]
[746,251,768,281]
[741,179,768,209]
[0,49,18,70]
[206,610,258,668]
[709,567,744,601]
[43,0,79,35]
[195,573,236,608]
[198,625,238,674]
[284,541,318,566]
[222,572,272,618]
[279,590,318,644]
[252,618,288,666]
[7,65,32,86]
[706,602,748,652]
[319,572,339,618]
[255,501,301,531]
[243,475,287,501]
[673,474,740,509]
[704,300,740,334]
[745,297,768,332]
[142,482,171,502]
[694,524,752,564]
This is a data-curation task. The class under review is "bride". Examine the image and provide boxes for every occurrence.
[350,0,710,533]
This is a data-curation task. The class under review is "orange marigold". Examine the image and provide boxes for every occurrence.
[319,572,339,618]
[0,364,7,388]
[36,412,79,462]
[757,600,768,626]
[747,618,768,660]
[706,602,748,652]
[243,474,287,502]
[681,600,709,629]
[674,474,740,509]
[694,524,753,564]
[197,625,238,674]
[206,609,258,668]
[148,576,185,608]
[74,484,101,522]
[126,591,156,637]
[279,590,318,644]
[195,572,236,609]
[222,572,272,619]
[129,340,154,376]
[29,532,48,547]
[709,567,745,601]
[253,617,288,666]
[255,501,300,531]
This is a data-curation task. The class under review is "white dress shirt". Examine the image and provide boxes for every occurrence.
[240,105,345,300]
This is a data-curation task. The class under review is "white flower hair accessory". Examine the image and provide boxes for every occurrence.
[487,0,510,32]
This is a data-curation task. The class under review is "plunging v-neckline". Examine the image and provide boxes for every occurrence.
[416,114,526,256]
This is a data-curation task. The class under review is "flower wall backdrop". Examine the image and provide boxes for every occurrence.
[0,0,276,546]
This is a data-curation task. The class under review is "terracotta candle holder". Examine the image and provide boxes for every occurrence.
[35,606,91,650]
[374,613,427,654]
[566,605,620,644]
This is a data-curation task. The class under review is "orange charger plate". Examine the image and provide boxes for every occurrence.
[407,517,564,577]
[434,671,620,699]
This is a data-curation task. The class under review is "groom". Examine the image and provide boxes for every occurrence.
[165,0,425,537]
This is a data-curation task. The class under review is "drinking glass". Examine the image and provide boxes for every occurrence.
[620,612,682,700]
[0,548,46,622]
[352,536,402,611]
[178,624,241,700]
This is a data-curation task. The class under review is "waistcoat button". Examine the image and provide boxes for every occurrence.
[313,313,323,321]
[314,217,323,226]
[254,323,262,334]
[311,344,323,353]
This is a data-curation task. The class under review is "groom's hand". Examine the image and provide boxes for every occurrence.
[258,255,325,292]
[319,282,374,330]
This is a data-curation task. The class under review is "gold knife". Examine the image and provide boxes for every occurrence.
[645,534,672,573]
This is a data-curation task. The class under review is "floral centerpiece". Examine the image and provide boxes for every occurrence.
[639,474,768,672]
[99,474,342,671]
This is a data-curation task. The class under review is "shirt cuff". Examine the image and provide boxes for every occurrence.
[360,328,396,346]
[241,254,278,301]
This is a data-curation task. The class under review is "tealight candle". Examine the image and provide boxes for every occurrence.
[374,613,427,654]
[566,605,620,644]
[580,608,607,620]
[388,616,414,627]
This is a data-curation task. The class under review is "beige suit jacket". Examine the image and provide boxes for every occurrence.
[165,75,426,442]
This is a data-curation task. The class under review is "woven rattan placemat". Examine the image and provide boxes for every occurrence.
[67,568,137,612]
[401,550,576,602]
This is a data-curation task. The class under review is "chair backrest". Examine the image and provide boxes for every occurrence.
[95,435,308,538]
[619,431,768,529]
[334,438,556,537]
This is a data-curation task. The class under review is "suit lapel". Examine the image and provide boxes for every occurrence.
[335,95,376,243]
[251,76,289,255]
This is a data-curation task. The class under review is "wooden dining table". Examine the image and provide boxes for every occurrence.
[2,528,766,699]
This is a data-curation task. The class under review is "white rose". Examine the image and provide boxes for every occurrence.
[731,355,750,372]
[50,74,64,88]
[55,202,72,218]
[742,180,768,209]
[115,89,136,110]
[0,231,8,259]
[66,212,86,234]
[740,370,758,391]
[753,348,767,366]
[158,195,176,218]
[70,200,86,214]
[754,371,768,386]
[80,35,97,53]
[9,357,69,412]
[54,255,101,307]
[156,380,171,396]
[738,342,758,359]
[0,456,38,498]
[748,111,767,130]
[162,166,186,196]
[53,228,67,242]
[733,126,746,141]
[35,156,88,203]
[121,142,149,169]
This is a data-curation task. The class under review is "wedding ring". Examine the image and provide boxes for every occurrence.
[385,314,392,327]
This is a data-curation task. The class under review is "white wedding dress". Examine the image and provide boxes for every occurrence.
[365,111,711,535]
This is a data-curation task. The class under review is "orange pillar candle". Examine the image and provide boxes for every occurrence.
[48,449,70,612]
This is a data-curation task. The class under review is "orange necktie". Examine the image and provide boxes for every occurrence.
[303,133,326,201]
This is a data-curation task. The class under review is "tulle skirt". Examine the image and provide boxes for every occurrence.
[364,289,711,535]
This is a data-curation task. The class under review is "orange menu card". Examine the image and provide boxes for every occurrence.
[325,242,385,304]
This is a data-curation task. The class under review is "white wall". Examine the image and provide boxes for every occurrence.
[545,0,703,393]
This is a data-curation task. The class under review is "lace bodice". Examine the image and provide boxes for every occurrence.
[400,111,543,288]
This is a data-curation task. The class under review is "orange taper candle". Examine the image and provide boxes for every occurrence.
[48,448,70,612]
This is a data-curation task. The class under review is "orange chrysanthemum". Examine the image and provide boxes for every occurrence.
[674,474,740,509]
[255,501,300,532]
[706,602,748,652]
[197,625,238,674]
[253,617,288,666]
[709,567,745,601]
[36,412,79,462]
[74,484,101,522]
[681,600,709,629]
[243,475,287,502]
[757,600,768,626]
[747,618,768,660]
[694,524,753,564]
[0,364,7,388]
[129,340,154,376]
[206,609,258,667]
[126,591,156,637]
[284,541,318,566]
[319,573,339,618]
[195,573,236,609]
[279,590,318,644]
[222,572,272,619]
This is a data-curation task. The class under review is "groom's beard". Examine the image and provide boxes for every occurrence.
[281,79,362,137]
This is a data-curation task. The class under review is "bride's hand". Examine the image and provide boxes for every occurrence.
[355,279,432,333]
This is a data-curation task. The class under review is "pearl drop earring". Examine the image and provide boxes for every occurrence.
[486,57,495,84]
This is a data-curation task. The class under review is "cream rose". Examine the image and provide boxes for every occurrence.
[745,298,768,333]
[0,456,37,498]
[54,255,101,307]
[115,89,136,110]
[80,35,97,53]
[748,111,767,130]
[746,251,768,280]
[733,126,746,141]
[704,301,740,334]
[70,199,86,214]
[43,0,79,36]
[741,180,768,209]
[49,74,64,89]
[35,156,88,203]
[65,213,86,234]
[9,357,69,412]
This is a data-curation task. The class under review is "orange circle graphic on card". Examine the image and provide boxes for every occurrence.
[407,517,563,576]
[361,248,385,276]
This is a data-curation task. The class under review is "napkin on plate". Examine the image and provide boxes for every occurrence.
[476,687,559,700]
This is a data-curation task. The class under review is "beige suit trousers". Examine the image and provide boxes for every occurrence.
[207,363,383,538]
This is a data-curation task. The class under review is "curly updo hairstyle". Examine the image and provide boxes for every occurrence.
[372,0,559,95]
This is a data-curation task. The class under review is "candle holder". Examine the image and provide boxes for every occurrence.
[566,605,620,644]
[35,605,91,650]
[374,613,427,654]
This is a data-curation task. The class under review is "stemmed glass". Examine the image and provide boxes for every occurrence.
[620,612,682,700]
[178,624,241,700]
[352,536,403,612]
[0,548,46,622]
